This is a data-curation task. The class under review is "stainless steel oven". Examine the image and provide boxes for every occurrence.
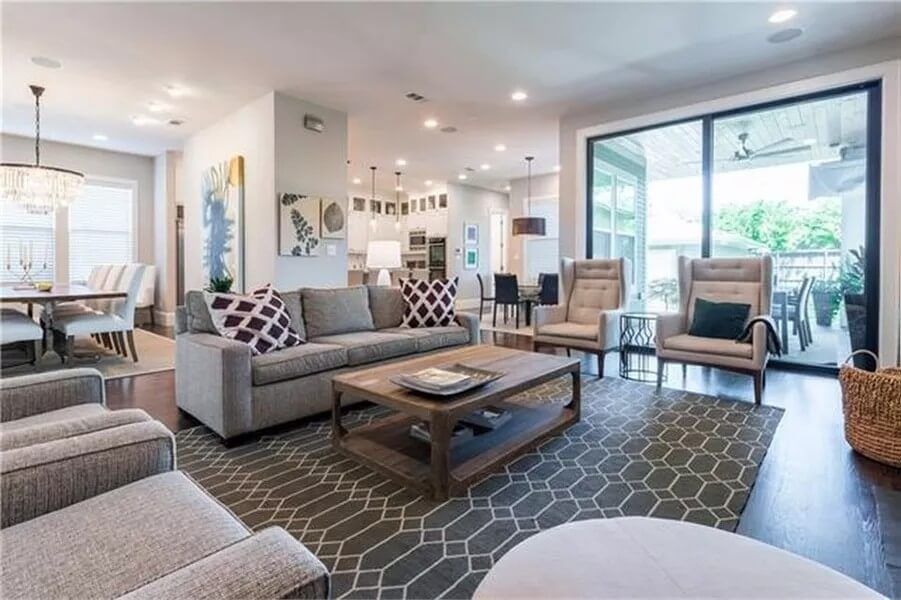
[408,229,427,251]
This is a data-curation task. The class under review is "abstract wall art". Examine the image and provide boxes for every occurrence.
[320,197,347,239]
[279,193,321,256]
[202,155,245,292]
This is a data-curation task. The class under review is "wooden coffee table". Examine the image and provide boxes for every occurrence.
[331,345,581,500]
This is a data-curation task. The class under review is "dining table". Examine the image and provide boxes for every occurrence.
[518,284,541,327]
[1,283,127,360]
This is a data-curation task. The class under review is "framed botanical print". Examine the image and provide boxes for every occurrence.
[278,193,321,256]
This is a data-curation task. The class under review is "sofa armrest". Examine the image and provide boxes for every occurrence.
[176,333,253,440]
[0,368,105,423]
[454,312,481,345]
[122,528,330,600]
[598,309,623,351]
[1,420,175,528]
[655,313,687,354]
[751,320,769,370]
[533,305,567,335]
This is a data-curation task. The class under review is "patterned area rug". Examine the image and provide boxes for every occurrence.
[176,377,783,599]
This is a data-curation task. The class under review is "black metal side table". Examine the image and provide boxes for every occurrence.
[619,312,664,382]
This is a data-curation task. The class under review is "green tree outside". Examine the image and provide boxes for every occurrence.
[715,198,841,251]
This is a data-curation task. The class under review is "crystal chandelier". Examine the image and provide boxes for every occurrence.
[1,85,84,215]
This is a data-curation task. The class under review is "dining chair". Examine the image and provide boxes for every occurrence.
[493,273,521,328]
[51,265,146,363]
[538,273,559,305]
[476,273,494,321]
[773,275,815,351]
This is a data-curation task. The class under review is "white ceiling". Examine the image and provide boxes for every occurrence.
[3,2,900,192]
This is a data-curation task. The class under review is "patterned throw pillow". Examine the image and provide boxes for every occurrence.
[203,285,304,355]
[400,277,459,328]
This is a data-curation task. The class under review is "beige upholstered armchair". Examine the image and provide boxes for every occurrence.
[533,257,629,378]
[655,256,774,405]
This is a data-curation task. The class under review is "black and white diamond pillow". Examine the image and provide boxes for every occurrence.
[400,277,459,328]
[203,285,304,355]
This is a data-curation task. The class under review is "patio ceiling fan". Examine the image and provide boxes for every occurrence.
[730,132,811,162]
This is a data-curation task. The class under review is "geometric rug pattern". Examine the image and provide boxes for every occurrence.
[176,377,783,599]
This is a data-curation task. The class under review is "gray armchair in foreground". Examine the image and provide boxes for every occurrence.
[532,257,629,378]
[655,256,774,405]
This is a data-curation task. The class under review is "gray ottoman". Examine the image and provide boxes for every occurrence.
[474,517,881,598]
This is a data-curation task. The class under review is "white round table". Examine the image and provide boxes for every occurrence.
[474,517,881,599]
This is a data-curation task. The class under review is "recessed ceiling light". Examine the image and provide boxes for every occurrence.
[480,163,491,171]
[494,144,507,152]
[504,184,512,192]
[424,180,433,186]
[553,165,561,172]
[352,177,362,185]
[395,158,407,167]
[458,173,468,180]
[767,28,803,43]
[768,8,797,24]
[131,115,159,126]
[31,56,62,69]
[166,84,190,98]
[92,134,108,141]
[147,101,169,113]
[511,90,528,102]
[423,118,438,129]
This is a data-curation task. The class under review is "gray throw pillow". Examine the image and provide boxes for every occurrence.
[367,286,405,330]
[302,286,375,338]
[279,290,307,341]
[184,290,217,334]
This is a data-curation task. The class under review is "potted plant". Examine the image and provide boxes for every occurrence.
[840,246,870,369]
[811,278,841,327]
[206,275,234,294]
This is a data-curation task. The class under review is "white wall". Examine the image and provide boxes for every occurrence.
[559,36,901,364]
[153,150,181,322]
[273,92,348,288]
[181,91,349,292]
[445,183,510,303]
[1,133,155,283]
[508,172,558,279]
[181,92,275,292]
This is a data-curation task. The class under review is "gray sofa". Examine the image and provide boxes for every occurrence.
[176,285,480,440]
[0,369,329,599]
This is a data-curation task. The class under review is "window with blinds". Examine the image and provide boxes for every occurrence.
[69,182,135,282]
[0,202,55,283]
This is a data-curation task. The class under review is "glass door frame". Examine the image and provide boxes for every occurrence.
[586,80,882,374]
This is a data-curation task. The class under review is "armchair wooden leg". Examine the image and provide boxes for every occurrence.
[493,303,498,328]
[597,352,605,379]
[752,372,763,405]
[126,330,139,363]
[656,359,665,389]
[566,348,571,358]
[100,332,113,349]
[515,304,520,329]
[479,299,484,322]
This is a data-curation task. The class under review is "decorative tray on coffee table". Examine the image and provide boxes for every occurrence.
[390,364,504,397]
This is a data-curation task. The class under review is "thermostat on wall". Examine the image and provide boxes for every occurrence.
[304,114,324,133]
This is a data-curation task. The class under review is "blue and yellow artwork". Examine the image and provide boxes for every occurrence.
[202,155,244,292]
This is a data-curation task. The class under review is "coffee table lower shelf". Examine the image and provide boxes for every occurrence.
[333,400,577,500]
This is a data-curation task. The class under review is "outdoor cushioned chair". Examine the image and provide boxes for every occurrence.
[655,255,774,405]
[533,257,629,378]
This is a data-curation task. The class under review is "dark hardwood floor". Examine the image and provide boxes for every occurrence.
[106,327,900,595]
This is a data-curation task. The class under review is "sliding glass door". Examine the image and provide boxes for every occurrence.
[589,120,703,312]
[587,82,881,371]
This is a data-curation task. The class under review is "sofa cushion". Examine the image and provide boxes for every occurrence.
[302,286,374,338]
[381,326,470,352]
[0,404,107,433]
[0,471,249,600]
[536,322,598,340]
[401,277,459,328]
[251,343,347,386]
[368,286,405,329]
[204,286,304,355]
[279,290,306,341]
[184,290,218,334]
[311,331,416,366]
[664,334,753,358]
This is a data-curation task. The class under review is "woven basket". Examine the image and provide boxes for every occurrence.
[839,350,901,467]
